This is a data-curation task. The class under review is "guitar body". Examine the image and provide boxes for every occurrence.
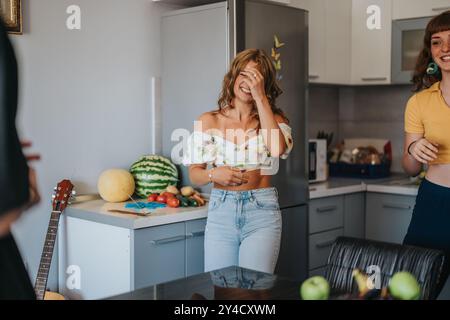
[44,291,65,300]
[34,179,74,301]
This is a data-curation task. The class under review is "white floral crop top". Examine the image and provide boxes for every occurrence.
[182,123,293,170]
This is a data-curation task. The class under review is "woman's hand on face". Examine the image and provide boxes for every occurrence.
[240,67,266,102]
[211,166,248,187]
[410,138,439,164]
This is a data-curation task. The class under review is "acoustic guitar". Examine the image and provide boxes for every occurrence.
[34,179,75,300]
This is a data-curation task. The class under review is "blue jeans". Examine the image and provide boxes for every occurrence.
[204,187,282,274]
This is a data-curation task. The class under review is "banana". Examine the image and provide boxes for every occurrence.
[352,269,370,297]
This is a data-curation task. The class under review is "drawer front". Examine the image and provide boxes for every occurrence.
[309,196,344,233]
[185,219,207,277]
[309,228,344,270]
[134,222,186,289]
[366,193,415,244]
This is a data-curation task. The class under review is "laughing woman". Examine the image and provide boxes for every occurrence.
[183,49,293,274]
[402,11,450,297]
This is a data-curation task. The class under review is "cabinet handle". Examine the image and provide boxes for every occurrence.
[150,235,186,245]
[432,6,450,12]
[361,77,387,81]
[316,205,338,213]
[309,74,319,79]
[186,231,205,238]
[315,239,336,248]
[382,203,411,211]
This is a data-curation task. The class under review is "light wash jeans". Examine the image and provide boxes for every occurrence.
[204,187,282,274]
[210,266,277,290]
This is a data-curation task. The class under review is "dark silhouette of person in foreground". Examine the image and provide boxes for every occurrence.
[0,20,40,300]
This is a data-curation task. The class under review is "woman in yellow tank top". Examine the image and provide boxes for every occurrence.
[402,11,450,298]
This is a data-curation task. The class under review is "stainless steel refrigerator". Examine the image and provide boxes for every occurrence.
[161,0,309,281]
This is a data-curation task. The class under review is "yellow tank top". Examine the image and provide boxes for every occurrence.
[405,81,450,164]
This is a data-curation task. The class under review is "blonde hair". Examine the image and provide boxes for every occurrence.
[216,48,287,122]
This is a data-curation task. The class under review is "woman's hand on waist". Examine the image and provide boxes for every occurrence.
[211,166,249,187]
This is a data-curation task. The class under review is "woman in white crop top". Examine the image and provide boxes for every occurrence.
[183,49,294,274]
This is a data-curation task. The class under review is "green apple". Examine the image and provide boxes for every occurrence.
[300,276,330,300]
[389,271,421,300]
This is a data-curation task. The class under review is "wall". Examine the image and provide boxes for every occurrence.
[308,85,339,146]
[10,0,180,291]
[309,84,414,173]
[338,85,413,173]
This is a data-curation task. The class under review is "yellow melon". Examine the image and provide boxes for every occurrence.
[97,169,135,203]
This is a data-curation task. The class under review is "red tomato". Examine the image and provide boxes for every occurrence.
[167,197,180,208]
[147,194,158,202]
[156,195,167,203]
[161,192,176,199]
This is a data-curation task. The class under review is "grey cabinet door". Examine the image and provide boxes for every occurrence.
[185,218,207,277]
[309,196,344,233]
[344,193,365,239]
[309,228,344,270]
[365,193,416,244]
[275,205,308,282]
[134,222,186,289]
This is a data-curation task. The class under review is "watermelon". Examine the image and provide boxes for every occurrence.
[130,155,178,198]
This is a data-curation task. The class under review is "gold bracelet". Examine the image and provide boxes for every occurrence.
[208,168,215,184]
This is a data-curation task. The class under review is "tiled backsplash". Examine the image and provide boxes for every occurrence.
[309,84,414,172]
[308,86,339,146]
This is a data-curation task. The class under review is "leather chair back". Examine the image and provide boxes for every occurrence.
[325,237,445,299]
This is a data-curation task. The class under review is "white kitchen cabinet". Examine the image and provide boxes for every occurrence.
[269,0,292,4]
[392,0,450,20]
[58,214,207,300]
[351,0,392,84]
[291,0,352,84]
[324,0,353,84]
[292,0,392,85]
[292,0,327,83]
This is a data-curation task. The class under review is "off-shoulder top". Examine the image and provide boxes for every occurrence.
[182,123,293,170]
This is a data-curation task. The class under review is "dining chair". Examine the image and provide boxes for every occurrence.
[325,236,445,299]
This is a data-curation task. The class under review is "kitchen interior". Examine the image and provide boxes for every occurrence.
[7,0,450,300]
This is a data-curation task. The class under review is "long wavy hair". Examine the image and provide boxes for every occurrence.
[412,10,450,92]
[216,49,287,122]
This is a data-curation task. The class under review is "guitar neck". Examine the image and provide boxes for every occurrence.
[34,210,61,300]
